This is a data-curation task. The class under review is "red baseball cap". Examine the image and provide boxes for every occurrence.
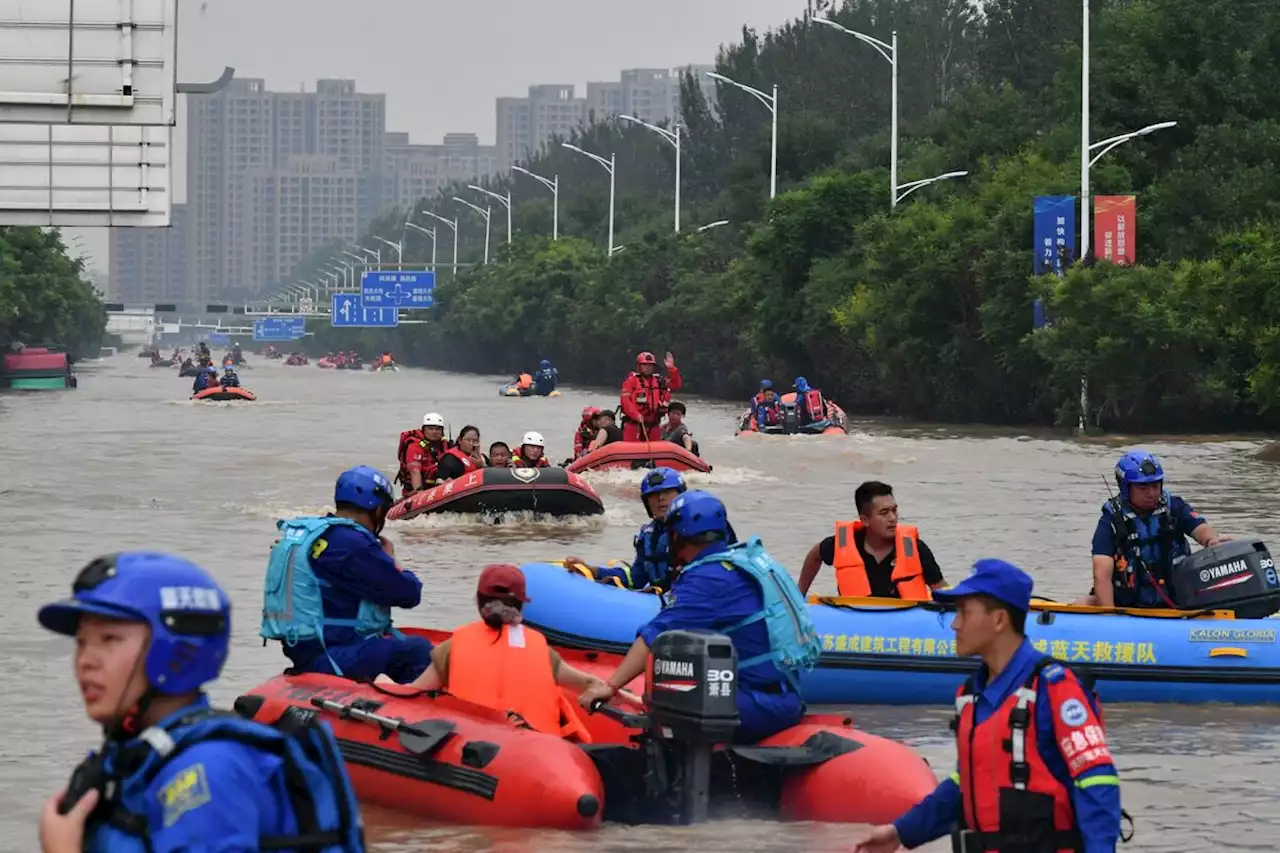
[477,564,530,602]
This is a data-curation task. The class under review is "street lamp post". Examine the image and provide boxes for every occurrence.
[561,143,616,256]
[468,185,512,244]
[511,166,558,240]
[405,222,437,272]
[356,245,381,265]
[814,19,901,208]
[339,250,366,290]
[372,236,403,264]
[422,211,460,278]
[1081,121,1176,257]
[453,197,492,265]
[619,114,682,232]
[705,72,778,199]
[894,170,970,204]
[697,219,730,232]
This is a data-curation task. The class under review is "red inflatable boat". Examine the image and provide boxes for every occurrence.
[736,392,848,436]
[191,385,256,402]
[388,467,604,519]
[566,440,710,473]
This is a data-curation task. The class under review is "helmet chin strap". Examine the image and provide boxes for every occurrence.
[104,652,157,742]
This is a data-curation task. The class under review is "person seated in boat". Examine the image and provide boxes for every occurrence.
[377,564,607,738]
[397,412,451,495]
[515,372,534,391]
[196,341,210,359]
[854,559,1123,853]
[573,406,602,460]
[512,431,551,468]
[379,351,394,367]
[37,552,364,853]
[797,480,947,598]
[221,365,242,388]
[488,441,512,468]
[192,366,218,394]
[1082,450,1225,609]
[534,359,559,395]
[263,466,432,683]
[231,343,243,363]
[751,380,783,430]
[579,490,814,743]
[587,409,625,453]
[180,356,194,372]
[437,425,485,481]
[620,351,682,441]
[792,377,829,428]
[150,350,164,365]
[661,400,699,455]
[566,467,688,590]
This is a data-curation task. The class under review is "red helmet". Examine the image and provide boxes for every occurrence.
[636,351,657,366]
[581,405,601,419]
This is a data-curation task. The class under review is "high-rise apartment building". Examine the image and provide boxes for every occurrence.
[383,132,499,216]
[184,78,385,300]
[585,65,717,126]
[495,84,585,168]
[108,204,188,303]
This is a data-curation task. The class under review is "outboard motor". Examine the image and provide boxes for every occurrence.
[1170,537,1280,618]
[645,629,740,824]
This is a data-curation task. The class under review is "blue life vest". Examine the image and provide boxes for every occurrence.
[1102,492,1189,606]
[682,537,822,686]
[633,520,672,589]
[86,706,363,852]
[261,516,395,673]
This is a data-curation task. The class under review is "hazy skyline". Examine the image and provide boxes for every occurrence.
[74,0,810,274]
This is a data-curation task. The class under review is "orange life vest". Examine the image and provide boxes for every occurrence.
[953,659,1093,852]
[512,454,550,468]
[832,521,930,599]
[801,389,825,421]
[518,373,533,389]
[448,621,590,741]
[440,446,478,474]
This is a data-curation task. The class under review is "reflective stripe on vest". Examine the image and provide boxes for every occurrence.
[447,621,563,736]
[832,521,930,600]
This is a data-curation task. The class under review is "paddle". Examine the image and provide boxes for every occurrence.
[310,696,456,757]
[588,698,649,730]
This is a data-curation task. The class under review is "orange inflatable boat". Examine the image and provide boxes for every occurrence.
[191,385,256,402]
[736,391,848,436]
[566,439,711,473]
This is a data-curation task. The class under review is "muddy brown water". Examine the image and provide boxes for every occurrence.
[3,356,1278,851]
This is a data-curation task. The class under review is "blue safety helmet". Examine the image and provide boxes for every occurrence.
[38,552,231,695]
[665,490,732,541]
[540,359,551,369]
[641,467,688,518]
[1114,451,1164,493]
[204,366,217,373]
[794,376,811,392]
[335,466,394,512]
[759,379,773,390]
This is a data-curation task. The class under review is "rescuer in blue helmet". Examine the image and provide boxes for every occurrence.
[534,358,559,396]
[37,552,364,852]
[567,467,688,591]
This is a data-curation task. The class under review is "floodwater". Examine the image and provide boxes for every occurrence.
[3,355,1278,852]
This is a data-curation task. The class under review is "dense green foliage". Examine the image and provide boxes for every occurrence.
[0,228,106,359]
[309,0,1280,431]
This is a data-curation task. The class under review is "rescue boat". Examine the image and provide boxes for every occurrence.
[372,362,400,372]
[387,466,604,520]
[285,354,309,366]
[191,385,257,402]
[517,539,1280,706]
[566,440,710,473]
[317,357,338,369]
[736,392,848,436]
[149,358,175,368]
[500,381,560,397]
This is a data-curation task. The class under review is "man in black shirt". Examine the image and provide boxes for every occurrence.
[797,481,946,598]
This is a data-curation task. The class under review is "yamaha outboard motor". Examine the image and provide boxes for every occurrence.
[1170,537,1280,618]
[646,629,740,824]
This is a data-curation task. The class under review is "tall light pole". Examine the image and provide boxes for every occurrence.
[561,143,616,257]
[453,197,492,265]
[356,245,381,265]
[1081,121,1176,257]
[405,221,437,272]
[511,165,558,240]
[706,72,778,199]
[814,19,900,209]
[619,114,681,232]
[894,171,969,204]
[339,250,366,290]
[422,211,460,278]
[372,236,402,264]
[468,185,512,244]
[697,219,730,232]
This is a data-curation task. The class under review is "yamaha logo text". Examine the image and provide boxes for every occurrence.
[1199,560,1248,583]
[654,659,695,677]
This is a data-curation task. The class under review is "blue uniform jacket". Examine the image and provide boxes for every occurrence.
[598,519,670,589]
[893,639,1122,852]
[285,518,422,668]
[1090,494,1204,559]
[534,367,558,395]
[89,697,302,853]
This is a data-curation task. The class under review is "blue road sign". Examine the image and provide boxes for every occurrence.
[253,316,306,342]
[331,293,399,328]
[360,270,435,308]
[208,332,231,346]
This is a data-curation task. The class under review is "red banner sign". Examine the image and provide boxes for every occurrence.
[1094,195,1136,265]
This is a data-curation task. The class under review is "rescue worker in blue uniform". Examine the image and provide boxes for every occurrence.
[534,359,559,396]
[853,558,1124,853]
[751,380,782,430]
[191,366,217,394]
[220,365,241,388]
[261,465,432,682]
[37,551,364,853]
[578,490,819,743]
[566,467,687,590]
[1086,451,1224,608]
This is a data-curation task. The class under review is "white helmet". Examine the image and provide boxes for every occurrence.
[422,412,445,428]
[521,431,545,448]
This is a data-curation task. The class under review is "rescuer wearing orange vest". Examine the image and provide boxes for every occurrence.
[797,481,947,598]
[852,559,1125,853]
[376,564,605,740]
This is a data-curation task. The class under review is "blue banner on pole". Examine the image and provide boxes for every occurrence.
[1033,195,1076,276]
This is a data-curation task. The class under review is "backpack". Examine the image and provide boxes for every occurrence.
[690,537,822,687]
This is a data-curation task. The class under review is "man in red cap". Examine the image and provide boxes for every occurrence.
[619,351,682,442]
[377,565,607,738]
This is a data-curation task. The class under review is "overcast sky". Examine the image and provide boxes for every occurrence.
[70,0,810,271]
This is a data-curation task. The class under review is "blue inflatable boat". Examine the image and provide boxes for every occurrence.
[520,561,1280,706]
